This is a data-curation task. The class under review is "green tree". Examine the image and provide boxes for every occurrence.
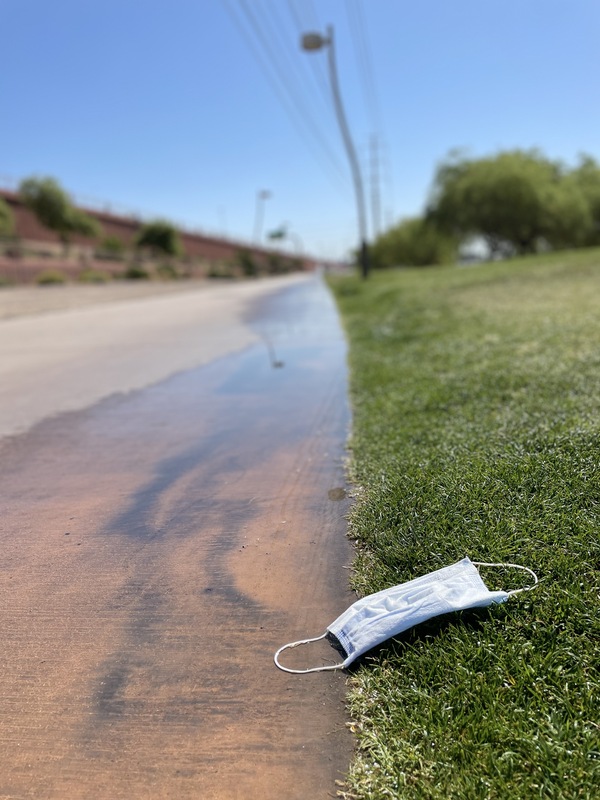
[541,177,592,250]
[235,249,258,277]
[19,176,101,250]
[370,216,458,268]
[99,235,126,257]
[0,196,14,237]
[69,208,101,238]
[135,219,183,257]
[427,150,592,256]
[568,154,600,246]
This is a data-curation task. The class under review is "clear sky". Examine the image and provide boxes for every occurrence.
[2,0,598,260]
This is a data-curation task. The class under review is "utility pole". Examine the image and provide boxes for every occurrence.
[301,26,370,279]
[253,190,271,243]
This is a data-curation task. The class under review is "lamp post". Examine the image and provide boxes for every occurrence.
[253,189,271,243]
[301,26,369,279]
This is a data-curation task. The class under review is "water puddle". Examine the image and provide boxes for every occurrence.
[0,277,355,799]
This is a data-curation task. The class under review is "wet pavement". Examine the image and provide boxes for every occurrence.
[0,277,355,799]
[0,275,308,439]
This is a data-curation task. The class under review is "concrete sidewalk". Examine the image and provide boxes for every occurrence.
[0,276,355,799]
[0,279,223,321]
[0,275,309,438]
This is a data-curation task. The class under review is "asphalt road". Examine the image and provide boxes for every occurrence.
[0,276,355,799]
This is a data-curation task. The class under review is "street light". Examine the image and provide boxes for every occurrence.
[253,189,271,242]
[301,26,369,279]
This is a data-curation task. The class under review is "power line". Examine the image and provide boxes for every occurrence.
[224,0,349,190]
[286,0,332,111]
[224,0,345,187]
[345,0,382,132]
[261,0,332,125]
[345,0,396,236]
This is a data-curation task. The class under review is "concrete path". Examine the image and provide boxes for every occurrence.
[0,277,355,799]
[0,275,308,439]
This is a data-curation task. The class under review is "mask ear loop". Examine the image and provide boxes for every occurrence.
[273,633,346,673]
[472,561,539,595]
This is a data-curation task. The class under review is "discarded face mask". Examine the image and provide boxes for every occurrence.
[274,557,538,673]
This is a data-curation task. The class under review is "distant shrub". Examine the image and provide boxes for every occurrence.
[97,235,126,259]
[208,263,236,279]
[236,249,258,277]
[36,269,67,285]
[0,275,13,288]
[267,253,285,274]
[79,268,111,284]
[370,216,458,268]
[156,262,180,280]
[135,219,183,257]
[123,263,150,280]
[267,253,299,274]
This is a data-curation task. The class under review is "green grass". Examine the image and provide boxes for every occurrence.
[329,249,600,799]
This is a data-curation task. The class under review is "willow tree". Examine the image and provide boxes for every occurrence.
[569,155,600,246]
[426,150,592,256]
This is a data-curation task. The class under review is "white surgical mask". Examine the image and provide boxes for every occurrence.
[274,557,538,673]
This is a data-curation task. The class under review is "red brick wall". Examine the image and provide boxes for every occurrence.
[0,189,315,270]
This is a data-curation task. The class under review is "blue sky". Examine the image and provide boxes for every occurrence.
[2,0,599,260]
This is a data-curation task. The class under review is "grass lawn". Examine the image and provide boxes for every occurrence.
[329,249,600,799]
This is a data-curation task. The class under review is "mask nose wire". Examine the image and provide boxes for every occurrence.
[273,633,346,673]
[472,561,539,595]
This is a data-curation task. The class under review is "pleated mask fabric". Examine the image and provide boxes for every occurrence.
[274,557,538,673]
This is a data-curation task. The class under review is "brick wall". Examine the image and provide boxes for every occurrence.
[0,189,316,272]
